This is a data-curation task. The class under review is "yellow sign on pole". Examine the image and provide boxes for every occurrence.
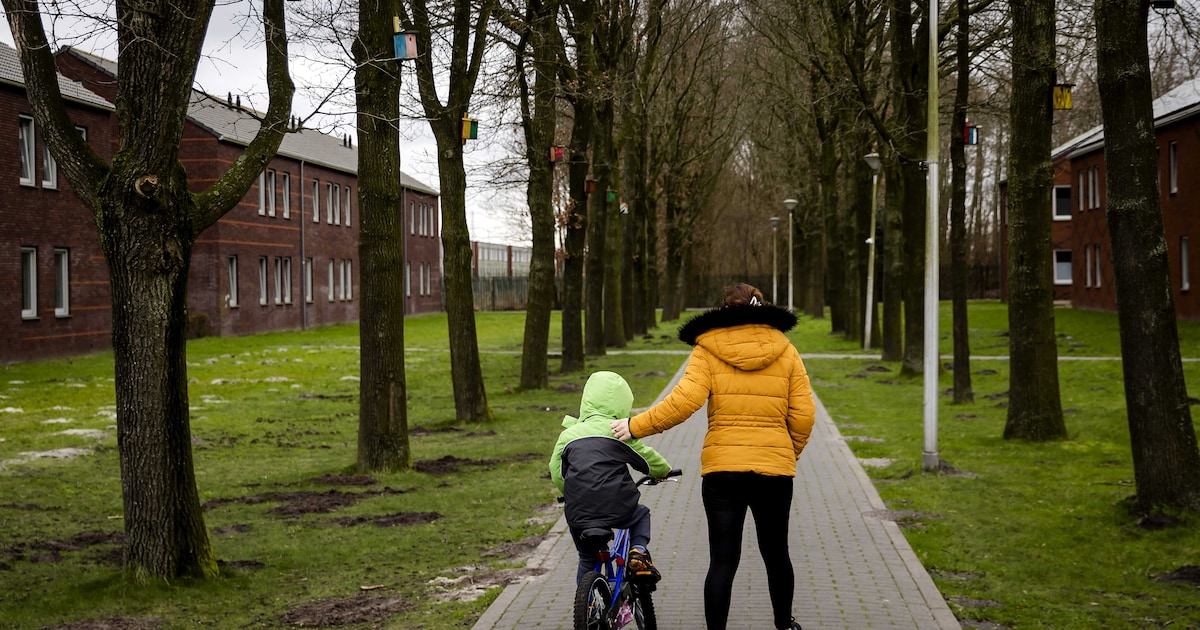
[1053,84,1074,110]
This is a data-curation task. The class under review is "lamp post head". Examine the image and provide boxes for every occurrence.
[864,152,881,172]
[769,216,780,230]
[782,198,798,213]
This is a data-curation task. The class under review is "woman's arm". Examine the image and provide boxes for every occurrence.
[787,351,816,457]
[627,350,712,438]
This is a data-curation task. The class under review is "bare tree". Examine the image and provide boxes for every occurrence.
[399,0,495,422]
[1094,0,1200,510]
[1004,0,1066,441]
[949,0,974,403]
[2,0,293,579]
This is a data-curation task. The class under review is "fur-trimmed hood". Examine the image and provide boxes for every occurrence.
[678,303,798,346]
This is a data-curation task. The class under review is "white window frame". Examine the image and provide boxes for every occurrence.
[332,184,341,226]
[282,257,292,304]
[19,116,35,186]
[1078,171,1085,212]
[54,248,69,317]
[259,256,269,305]
[21,247,37,318]
[1085,246,1093,289]
[258,172,266,216]
[273,257,283,304]
[327,183,335,223]
[405,261,411,298]
[281,172,291,219]
[328,260,336,301]
[1053,185,1071,221]
[1093,245,1102,288]
[344,187,352,226]
[304,257,313,303]
[267,170,277,217]
[43,143,58,189]
[228,255,239,308]
[1053,250,1072,286]
[1182,236,1190,292]
[1169,141,1178,195]
[312,180,320,223]
[410,201,416,235]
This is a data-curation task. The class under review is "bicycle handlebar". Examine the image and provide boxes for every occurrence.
[636,468,683,487]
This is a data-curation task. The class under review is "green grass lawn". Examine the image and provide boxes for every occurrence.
[2,303,1200,628]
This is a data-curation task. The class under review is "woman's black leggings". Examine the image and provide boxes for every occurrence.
[702,471,795,630]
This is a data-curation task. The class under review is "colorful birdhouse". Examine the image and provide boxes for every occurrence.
[606,189,618,203]
[550,146,565,163]
[963,120,980,146]
[1053,83,1074,110]
[391,18,418,60]
[585,179,598,195]
[461,115,479,143]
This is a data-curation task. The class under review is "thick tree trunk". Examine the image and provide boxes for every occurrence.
[882,162,904,361]
[560,125,590,373]
[354,2,410,470]
[950,0,974,404]
[601,110,625,348]
[518,0,561,389]
[1004,0,1065,440]
[1095,0,1200,510]
[899,160,926,375]
[661,191,684,322]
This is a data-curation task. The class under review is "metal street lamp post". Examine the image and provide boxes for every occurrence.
[783,198,798,311]
[769,216,781,303]
[863,153,881,350]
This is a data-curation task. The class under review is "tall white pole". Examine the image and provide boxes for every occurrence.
[923,0,941,471]
[864,171,878,351]
[772,225,779,304]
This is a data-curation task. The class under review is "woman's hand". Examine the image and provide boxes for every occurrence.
[611,418,633,441]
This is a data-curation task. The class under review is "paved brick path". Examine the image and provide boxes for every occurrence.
[473,361,961,630]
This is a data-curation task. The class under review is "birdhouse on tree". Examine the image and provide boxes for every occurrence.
[606,189,618,203]
[550,146,565,163]
[585,179,598,195]
[963,119,980,145]
[1052,83,1074,110]
[461,115,479,144]
[391,18,418,60]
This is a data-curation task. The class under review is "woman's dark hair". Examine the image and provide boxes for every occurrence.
[721,283,766,307]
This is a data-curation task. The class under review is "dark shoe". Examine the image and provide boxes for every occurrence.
[778,618,802,630]
[626,548,661,583]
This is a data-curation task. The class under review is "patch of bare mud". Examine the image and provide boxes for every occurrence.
[330,511,441,527]
[39,617,162,630]
[203,487,406,517]
[279,593,407,627]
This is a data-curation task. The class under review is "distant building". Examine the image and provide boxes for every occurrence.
[2,44,442,363]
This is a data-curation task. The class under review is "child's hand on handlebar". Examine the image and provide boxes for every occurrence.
[611,418,633,441]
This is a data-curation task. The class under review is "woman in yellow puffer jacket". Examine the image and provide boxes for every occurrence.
[611,283,814,630]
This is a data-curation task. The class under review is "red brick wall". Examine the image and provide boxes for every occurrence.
[403,190,443,314]
[0,84,116,363]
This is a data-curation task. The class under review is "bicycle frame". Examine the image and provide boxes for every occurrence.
[590,526,633,616]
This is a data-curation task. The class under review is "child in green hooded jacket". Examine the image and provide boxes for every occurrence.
[549,371,673,583]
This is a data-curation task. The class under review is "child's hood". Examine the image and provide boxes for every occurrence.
[560,370,634,428]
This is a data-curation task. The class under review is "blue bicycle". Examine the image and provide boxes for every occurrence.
[572,468,682,630]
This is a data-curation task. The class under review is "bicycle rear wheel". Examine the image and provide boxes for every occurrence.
[630,584,656,630]
[574,570,613,630]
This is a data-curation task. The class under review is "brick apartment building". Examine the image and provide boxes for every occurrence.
[3,44,442,363]
[1003,77,1200,319]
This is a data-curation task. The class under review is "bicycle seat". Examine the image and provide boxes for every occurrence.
[578,527,613,546]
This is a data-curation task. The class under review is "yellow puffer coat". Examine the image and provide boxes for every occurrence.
[629,304,814,477]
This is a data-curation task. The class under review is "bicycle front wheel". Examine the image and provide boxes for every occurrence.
[631,584,656,630]
[574,570,613,630]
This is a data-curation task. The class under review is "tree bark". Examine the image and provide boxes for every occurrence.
[355,0,410,471]
[1095,0,1200,510]
[950,0,974,404]
[1004,0,1065,440]
[4,0,293,580]
[882,161,904,361]
[403,0,494,421]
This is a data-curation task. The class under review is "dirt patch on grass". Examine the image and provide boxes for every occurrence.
[279,593,407,627]
[40,617,162,629]
[1152,565,1200,585]
[212,524,252,535]
[203,487,406,517]
[948,596,1002,608]
[864,509,940,528]
[482,533,548,561]
[414,452,540,476]
[308,474,378,487]
[331,511,441,527]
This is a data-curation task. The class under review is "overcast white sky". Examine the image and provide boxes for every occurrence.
[0,1,529,246]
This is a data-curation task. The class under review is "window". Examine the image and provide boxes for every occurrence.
[1169,141,1178,195]
[1053,186,1071,220]
[1093,245,1102,288]
[405,262,411,298]
[282,257,292,304]
[258,172,266,216]
[340,260,352,300]
[419,204,427,236]
[1182,236,1190,292]
[43,144,58,189]
[304,257,313,303]
[273,257,283,304]
[1092,166,1102,209]
[423,263,431,296]
[1085,246,1093,288]
[312,180,320,223]
[328,260,335,301]
[54,248,69,317]
[21,247,37,318]
[267,170,276,217]
[19,116,35,186]
[327,183,335,223]
[344,188,352,226]
[1053,250,1072,285]
[228,255,239,307]
[1078,171,1085,212]
[332,184,341,226]
[281,172,291,219]
[410,201,416,234]
[259,256,269,305]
